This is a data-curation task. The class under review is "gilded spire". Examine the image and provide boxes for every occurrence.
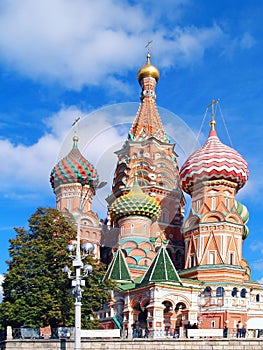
[129,49,166,143]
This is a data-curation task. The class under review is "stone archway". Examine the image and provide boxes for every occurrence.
[174,302,187,330]
[162,301,173,336]
[132,302,149,338]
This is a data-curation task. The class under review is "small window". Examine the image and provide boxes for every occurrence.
[209,251,216,264]
[256,294,260,302]
[196,200,200,211]
[232,287,238,297]
[240,288,247,298]
[211,321,215,328]
[225,198,229,208]
[190,254,195,267]
[67,198,71,211]
[230,253,234,265]
[204,287,212,297]
[211,197,216,210]
[216,287,224,297]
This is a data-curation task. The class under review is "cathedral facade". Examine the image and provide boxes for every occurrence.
[50,54,263,338]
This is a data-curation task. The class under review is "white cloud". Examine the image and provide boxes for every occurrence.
[0,107,78,197]
[0,102,200,215]
[0,0,232,89]
[240,32,256,50]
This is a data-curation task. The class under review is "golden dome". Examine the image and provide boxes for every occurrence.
[137,53,160,83]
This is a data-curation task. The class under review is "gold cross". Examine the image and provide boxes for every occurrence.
[207,99,219,122]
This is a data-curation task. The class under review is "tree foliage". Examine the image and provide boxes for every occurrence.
[0,207,115,330]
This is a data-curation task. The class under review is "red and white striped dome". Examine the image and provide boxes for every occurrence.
[180,127,249,195]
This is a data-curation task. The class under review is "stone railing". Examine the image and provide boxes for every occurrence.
[1,338,263,350]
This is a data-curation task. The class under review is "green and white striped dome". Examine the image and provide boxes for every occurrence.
[234,200,249,239]
[235,200,249,224]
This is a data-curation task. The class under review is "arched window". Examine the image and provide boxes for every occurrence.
[225,197,229,208]
[232,287,238,297]
[131,224,134,234]
[216,287,224,297]
[204,286,212,297]
[162,301,173,314]
[211,197,216,210]
[256,294,260,302]
[67,198,71,211]
[240,288,247,298]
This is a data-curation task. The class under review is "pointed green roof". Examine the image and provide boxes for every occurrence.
[140,246,182,286]
[103,248,133,283]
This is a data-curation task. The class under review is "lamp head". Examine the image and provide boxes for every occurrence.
[81,242,95,254]
[83,264,93,274]
[62,265,70,273]
[66,244,76,253]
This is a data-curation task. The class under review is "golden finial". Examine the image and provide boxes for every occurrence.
[137,41,160,82]
[207,99,219,130]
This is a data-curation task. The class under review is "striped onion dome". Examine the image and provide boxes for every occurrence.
[50,136,99,190]
[234,200,249,239]
[234,200,249,224]
[180,124,249,195]
[109,179,161,222]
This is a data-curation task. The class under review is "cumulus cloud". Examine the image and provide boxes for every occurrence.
[0,101,199,215]
[0,106,78,198]
[0,0,241,89]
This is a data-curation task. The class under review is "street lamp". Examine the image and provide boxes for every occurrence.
[63,241,94,350]
[63,175,106,349]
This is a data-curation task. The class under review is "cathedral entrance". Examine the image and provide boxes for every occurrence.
[133,303,149,338]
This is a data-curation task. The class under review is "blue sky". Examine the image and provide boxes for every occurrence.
[0,0,263,292]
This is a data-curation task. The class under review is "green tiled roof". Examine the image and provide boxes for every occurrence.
[140,246,182,286]
[103,248,133,283]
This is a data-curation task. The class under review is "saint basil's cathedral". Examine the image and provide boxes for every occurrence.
[50,53,263,338]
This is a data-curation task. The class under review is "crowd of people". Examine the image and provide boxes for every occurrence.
[132,322,149,338]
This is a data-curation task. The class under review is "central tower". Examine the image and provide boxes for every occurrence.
[106,53,185,272]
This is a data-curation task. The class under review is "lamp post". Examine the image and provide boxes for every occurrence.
[63,177,95,350]
[63,235,94,350]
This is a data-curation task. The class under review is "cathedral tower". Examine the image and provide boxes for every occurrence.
[107,53,185,269]
[179,102,249,282]
[50,135,102,258]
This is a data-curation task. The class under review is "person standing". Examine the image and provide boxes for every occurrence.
[237,321,243,338]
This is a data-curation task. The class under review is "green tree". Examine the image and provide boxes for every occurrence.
[0,207,114,330]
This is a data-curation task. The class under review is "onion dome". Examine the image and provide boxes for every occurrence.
[234,200,249,224]
[234,200,249,239]
[109,179,161,222]
[180,121,249,195]
[137,53,160,83]
[50,136,99,190]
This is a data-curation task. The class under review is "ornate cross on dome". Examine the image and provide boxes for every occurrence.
[207,99,219,129]
[145,40,153,54]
